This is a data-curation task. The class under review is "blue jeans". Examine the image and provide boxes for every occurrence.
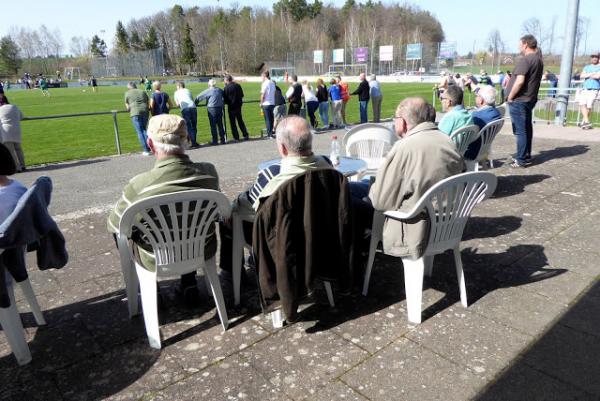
[181,107,198,145]
[509,100,536,164]
[306,101,319,127]
[359,100,369,123]
[131,113,150,152]
[262,105,275,136]
[207,107,226,144]
[318,102,329,127]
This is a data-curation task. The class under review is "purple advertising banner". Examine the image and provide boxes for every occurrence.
[355,47,369,63]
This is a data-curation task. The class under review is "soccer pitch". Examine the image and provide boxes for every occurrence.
[8,82,445,166]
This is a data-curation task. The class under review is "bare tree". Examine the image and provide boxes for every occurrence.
[522,17,546,50]
[70,36,90,57]
[574,17,589,57]
[487,29,504,70]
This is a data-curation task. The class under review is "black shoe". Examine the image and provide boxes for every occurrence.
[243,136,250,141]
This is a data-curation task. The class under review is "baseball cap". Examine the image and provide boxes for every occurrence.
[0,143,17,175]
[147,115,188,145]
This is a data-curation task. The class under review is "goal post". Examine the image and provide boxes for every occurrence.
[63,67,81,81]
[328,64,368,77]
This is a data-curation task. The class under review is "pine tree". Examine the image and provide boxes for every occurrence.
[0,36,21,75]
[180,24,196,72]
[90,35,107,57]
[115,21,130,53]
[143,27,159,50]
[130,31,142,50]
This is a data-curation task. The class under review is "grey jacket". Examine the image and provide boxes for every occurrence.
[369,122,465,258]
[195,87,224,108]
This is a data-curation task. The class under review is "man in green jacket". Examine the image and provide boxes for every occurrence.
[108,114,220,306]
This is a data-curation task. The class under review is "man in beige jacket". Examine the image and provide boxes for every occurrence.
[369,97,465,258]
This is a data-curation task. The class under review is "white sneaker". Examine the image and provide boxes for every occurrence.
[142,151,151,156]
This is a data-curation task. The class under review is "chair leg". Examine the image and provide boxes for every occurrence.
[135,263,161,349]
[324,281,335,307]
[271,309,284,328]
[17,279,46,325]
[0,303,32,365]
[423,255,434,277]
[453,247,468,307]
[231,215,243,306]
[204,257,229,331]
[402,257,425,324]
[362,211,384,296]
[117,236,139,318]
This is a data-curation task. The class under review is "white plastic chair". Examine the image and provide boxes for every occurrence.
[0,248,47,366]
[496,104,507,118]
[342,123,396,150]
[466,119,505,171]
[449,124,480,157]
[362,172,497,324]
[118,189,231,349]
[345,127,396,179]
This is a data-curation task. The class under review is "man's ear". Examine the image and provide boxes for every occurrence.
[147,137,155,153]
[277,140,288,157]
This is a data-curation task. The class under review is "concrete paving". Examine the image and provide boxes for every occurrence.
[1,123,599,401]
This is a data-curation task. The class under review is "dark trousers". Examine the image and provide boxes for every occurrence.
[262,105,275,137]
[228,105,249,140]
[306,101,319,127]
[219,221,254,273]
[207,107,226,144]
[181,107,198,146]
[288,102,302,115]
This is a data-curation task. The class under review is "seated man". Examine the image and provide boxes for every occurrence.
[107,114,220,306]
[219,116,332,278]
[438,85,474,135]
[464,85,502,161]
[369,97,465,259]
[0,143,26,223]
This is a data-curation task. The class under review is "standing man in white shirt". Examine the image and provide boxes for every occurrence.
[368,74,383,122]
[260,71,276,138]
[174,81,199,148]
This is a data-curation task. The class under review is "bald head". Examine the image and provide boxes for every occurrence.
[395,97,435,131]
[276,116,313,156]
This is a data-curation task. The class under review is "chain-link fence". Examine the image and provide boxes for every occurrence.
[91,48,165,78]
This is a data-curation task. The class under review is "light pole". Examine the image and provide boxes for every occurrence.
[555,0,580,126]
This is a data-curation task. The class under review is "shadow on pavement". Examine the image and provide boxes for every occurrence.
[27,158,110,173]
[493,174,551,198]
[463,215,522,240]
[475,280,600,400]
[534,144,590,164]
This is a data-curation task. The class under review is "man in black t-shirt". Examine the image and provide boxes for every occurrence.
[505,34,544,167]
[286,75,303,115]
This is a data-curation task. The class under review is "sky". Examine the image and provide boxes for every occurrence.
[0,0,598,56]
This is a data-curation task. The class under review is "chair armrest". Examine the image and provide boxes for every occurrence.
[383,210,414,221]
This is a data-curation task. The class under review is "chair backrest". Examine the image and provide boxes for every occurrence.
[342,123,396,151]
[473,119,505,162]
[345,127,395,167]
[411,172,497,254]
[119,189,231,270]
[449,124,480,156]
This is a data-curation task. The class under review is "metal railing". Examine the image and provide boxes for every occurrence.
[21,100,263,156]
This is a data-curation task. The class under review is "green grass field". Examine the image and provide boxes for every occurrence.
[9,82,469,166]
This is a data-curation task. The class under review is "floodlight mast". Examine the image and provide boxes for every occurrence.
[555,0,580,126]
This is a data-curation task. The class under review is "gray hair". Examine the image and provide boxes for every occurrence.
[477,85,496,106]
[127,81,137,89]
[370,74,376,81]
[208,79,216,87]
[151,136,188,154]
[224,74,233,82]
[152,80,161,91]
[276,116,313,154]
[396,97,434,127]
[445,85,464,106]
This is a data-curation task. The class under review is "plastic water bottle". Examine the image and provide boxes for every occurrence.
[330,135,340,166]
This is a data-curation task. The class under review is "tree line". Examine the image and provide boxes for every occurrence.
[0,1,444,77]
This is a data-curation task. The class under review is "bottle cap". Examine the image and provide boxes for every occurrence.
[332,135,338,140]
